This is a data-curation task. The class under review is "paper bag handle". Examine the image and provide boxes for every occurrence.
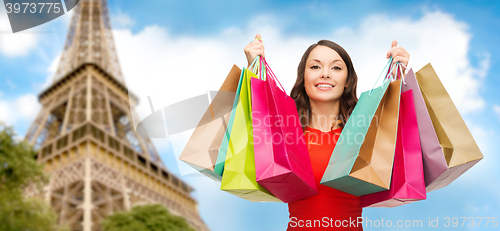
[261,57,287,94]
[370,57,394,94]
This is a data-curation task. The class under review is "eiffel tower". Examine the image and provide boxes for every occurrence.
[23,0,209,230]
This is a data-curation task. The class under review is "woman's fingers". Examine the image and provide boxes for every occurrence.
[387,44,410,67]
[386,39,410,77]
[245,43,265,58]
[248,41,265,50]
[392,55,409,67]
[255,33,262,40]
[391,39,398,48]
[244,34,265,68]
[386,39,398,58]
[244,40,265,54]
[386,46,403,59]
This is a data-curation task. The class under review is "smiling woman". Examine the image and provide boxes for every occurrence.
[243,34,410,231]
[292,40,358,133]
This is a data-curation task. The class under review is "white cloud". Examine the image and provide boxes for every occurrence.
[113,20,313,130]
[27,53,59,92]
[331,11,488,115]
[15,94,39,120]
[0,100,12,124]
[0,94,40,126]
[111,11,136,28]
[38,54,61,90]
[451,120,494,187]
[0,7,39,57]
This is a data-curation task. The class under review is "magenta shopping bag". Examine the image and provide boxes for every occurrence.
[361,87,426,207]
[251,57,318,203]
[402,69,448,192]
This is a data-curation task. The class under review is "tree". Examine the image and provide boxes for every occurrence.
[102,204,196,231]
[0,123,68,231]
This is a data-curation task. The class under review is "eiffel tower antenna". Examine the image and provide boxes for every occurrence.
[24,1,209,230]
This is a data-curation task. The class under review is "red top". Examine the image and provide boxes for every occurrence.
[287,126,363,230]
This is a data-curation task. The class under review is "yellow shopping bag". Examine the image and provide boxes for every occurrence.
[220,67,281,202]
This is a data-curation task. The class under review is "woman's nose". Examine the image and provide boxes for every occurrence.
[321,69,330,79]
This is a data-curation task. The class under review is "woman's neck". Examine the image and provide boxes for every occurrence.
[308,99,341,132]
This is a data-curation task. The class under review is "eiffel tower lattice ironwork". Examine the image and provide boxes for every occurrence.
[24,0,209,230]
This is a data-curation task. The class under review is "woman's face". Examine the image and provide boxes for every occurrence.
[304,45,348,104]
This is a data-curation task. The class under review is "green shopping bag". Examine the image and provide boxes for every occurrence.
[220,67,281,202]
[321,58,401,196]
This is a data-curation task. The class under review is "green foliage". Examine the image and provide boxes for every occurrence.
[0,196,69,231]
[0,123,68,231]
[102,204,196,231]
[0,124,47,193]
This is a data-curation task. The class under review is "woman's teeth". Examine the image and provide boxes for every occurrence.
[316,84,333,88]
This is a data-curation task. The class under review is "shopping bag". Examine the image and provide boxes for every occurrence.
[415,64,483,192]
[402,68,448,192]
[213,67,246,177]
[252,57,318,203]
[179,65,241,181]
[361,88,426,207]
[220,67,282,202]
[321,58,401,196]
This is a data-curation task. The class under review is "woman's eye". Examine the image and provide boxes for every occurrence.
[332,66,342,70]
[310,65,319,69]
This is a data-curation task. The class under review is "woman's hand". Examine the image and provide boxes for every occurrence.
[386,39,410,75]
[244,33,265,69]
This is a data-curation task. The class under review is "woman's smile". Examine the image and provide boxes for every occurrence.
[315,82,335,91]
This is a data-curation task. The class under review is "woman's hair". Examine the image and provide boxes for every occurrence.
[290,40,358,132]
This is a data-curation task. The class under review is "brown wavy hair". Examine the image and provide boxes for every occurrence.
[290,40,358,132]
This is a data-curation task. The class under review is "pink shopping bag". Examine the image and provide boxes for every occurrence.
[361,86,427,207]
[402,69,448,192]
[251,57,318,203]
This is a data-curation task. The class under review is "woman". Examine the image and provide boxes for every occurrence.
[244,34,410,230]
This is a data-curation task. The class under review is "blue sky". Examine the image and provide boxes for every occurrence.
[1,0,500,230]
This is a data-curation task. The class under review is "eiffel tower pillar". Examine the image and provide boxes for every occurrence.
[23,0,209,230]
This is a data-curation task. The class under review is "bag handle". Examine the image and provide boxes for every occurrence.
[395,62,407,86]
[259,56,267,81]
[248,37,267,80]
[249,56,260,73]
[248,56,269,80]
[369,57,394,94]
[388,61,406,80]
[261,57,287,94]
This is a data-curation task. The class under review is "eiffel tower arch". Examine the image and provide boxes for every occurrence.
[24,0,209,230]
